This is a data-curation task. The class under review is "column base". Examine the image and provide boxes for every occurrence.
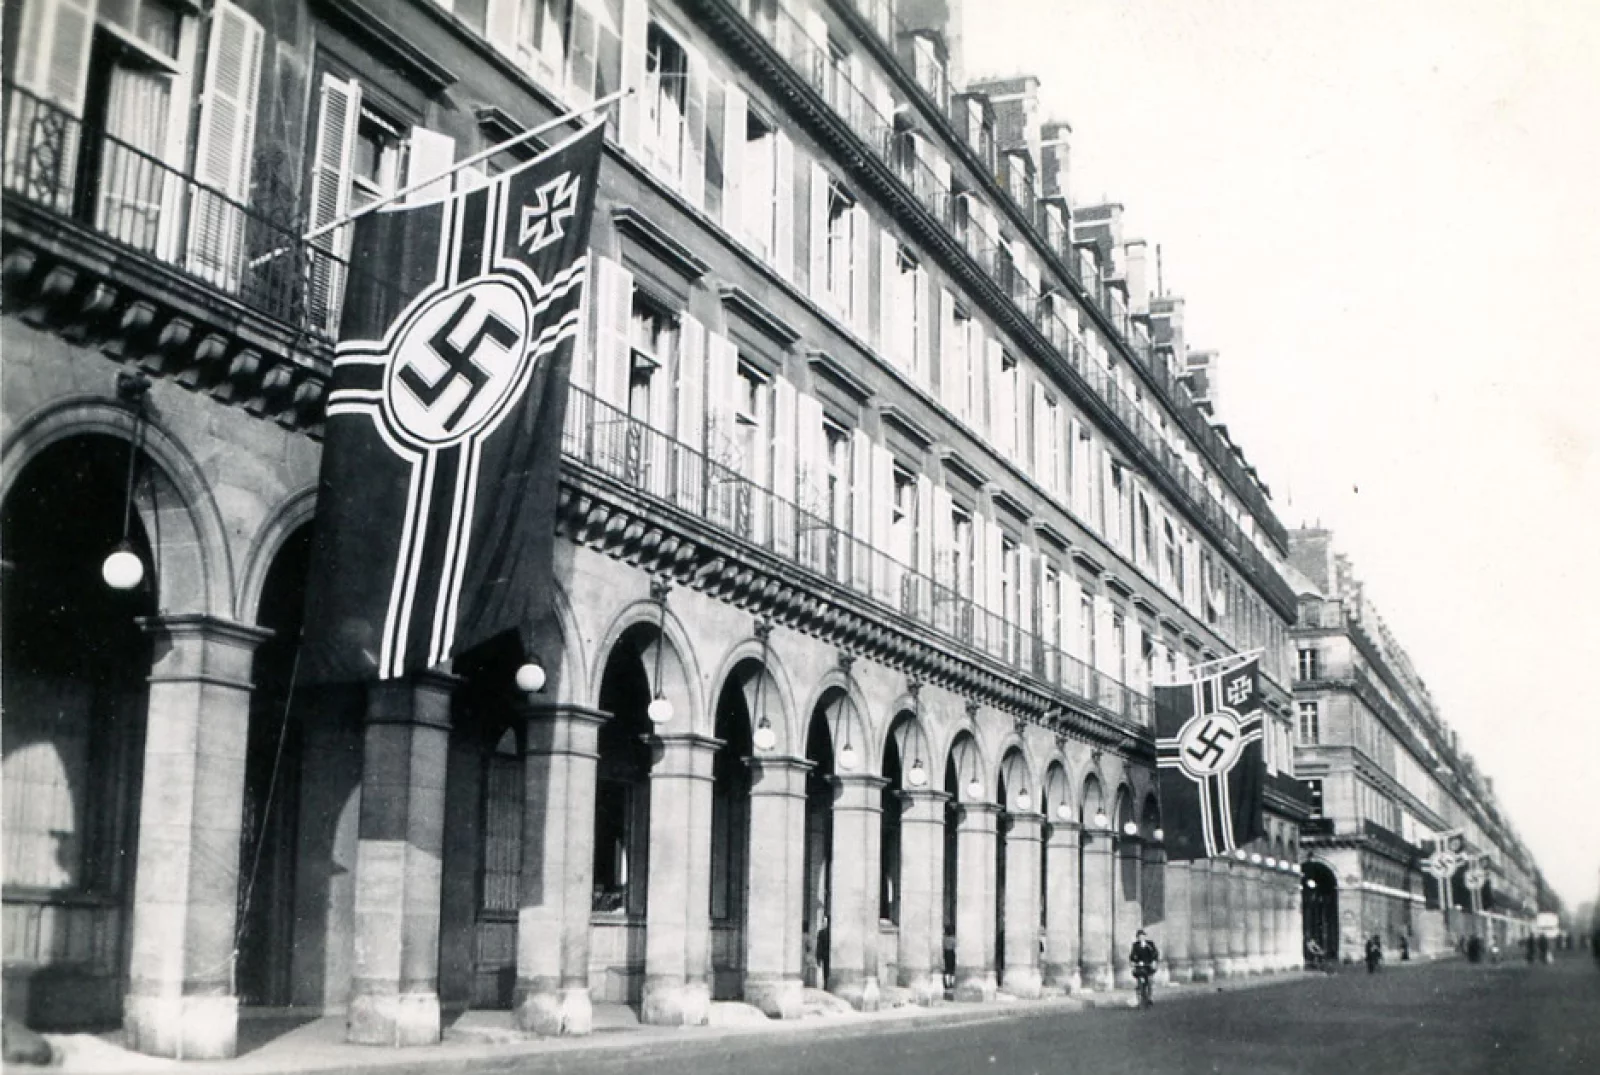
[1189,960,1216,983]
[953,969,997,1002]
[1080,961,1114,991]
[1043,962,1081,993]
[1113,962,1137,990]
[515,981,592,1036]
[744,976,805,1019]
[1001,965,1043,998]
[641,978,710,1026]
[347,989,440,1046]
[1246,955,1267,975]
[898,971,943,1007]
[124,993,238,1060]
[827,970,881,1012]
[1167,959,1193,983]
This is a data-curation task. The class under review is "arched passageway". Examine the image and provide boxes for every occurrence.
[1302,860,1339,962]
[709,664,756,998]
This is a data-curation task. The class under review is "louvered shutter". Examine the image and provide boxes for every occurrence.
[591,257,634,484]
[851,207,872,335]
[985,518,1004,624]
[1016,544,1035,671]
[849,427,873,593]
[774,131,795,279]
[676,314,707,510]
[16,0,97,114]
[968,321,988,434]
[987,337,1006,452]
[617,0,648,151]
[913,268,931,388]
[914,472,935,619]
[722,83,747,237]
[1093,596,1116,683]
[307,74,361,336]
[809,162,829,306]
[880,233,900,366]
[704,332,740,528]
[931,483,954,601]
[1031,380,1049,481]
[937,289,960,413]
[683,43,708,208]
[773,376,798,556]
[795,391,826,569]
[871,443,895,602]
[186,0,263,288]
[485,0,518,61]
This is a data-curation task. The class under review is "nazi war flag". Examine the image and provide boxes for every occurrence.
[300,121,605,684]
[1155,657,1268,861]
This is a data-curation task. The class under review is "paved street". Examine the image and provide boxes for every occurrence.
[502,958,1598,1075]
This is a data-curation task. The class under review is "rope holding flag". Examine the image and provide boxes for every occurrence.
[299,120,607,685]
[1154,655,1268,861]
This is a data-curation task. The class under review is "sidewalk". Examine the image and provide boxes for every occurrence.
[33,970,1316,1075]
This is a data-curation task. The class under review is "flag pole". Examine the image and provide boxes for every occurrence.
[251,87,631,267]
[1152,647,1264,689]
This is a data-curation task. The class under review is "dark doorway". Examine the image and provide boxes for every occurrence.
[1302,860,1339,961]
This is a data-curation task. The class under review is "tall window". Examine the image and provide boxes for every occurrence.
[1107,461,1127,549]
[1041,393,1061,491]
[999,351,1019,451]
[1136,494,1153,568]
[824,179,856,313]
[643,21,689,180]
[1079,592,1096,669]
[890,468,916,570]
[1112,612,1127,683]
[628,295,677,424]
[733,362,769,484]
[1000,536,1019,627]
[955,307,977,422]
[742,110,779,257]
[1298,701,1321,745]
[1041,565,1061,651]
[1297,647,1321,681]
[1162,519,1179,589]
[824,32,851,118]
[952,507,973,599]
[894,245,923,370]
[519,0,624,107]
[1306,778,1324,818]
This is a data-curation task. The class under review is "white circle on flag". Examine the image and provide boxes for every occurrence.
[384,278,533,448]
[1175,708,1245,781]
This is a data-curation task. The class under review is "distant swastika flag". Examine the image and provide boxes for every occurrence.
[1155,656,1267,860]
[300,121,605,684]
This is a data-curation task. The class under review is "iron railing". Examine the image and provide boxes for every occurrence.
[562,384,1150,727]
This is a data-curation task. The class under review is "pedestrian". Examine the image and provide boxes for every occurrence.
[1591,931,1599,968]
[1130,929,1160,1007]
[1399,935,1410,962]
[1538,933,1551,965]
[1526,934,1537,963]
[1365,935,1382,973]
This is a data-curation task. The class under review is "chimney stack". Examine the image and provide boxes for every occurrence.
[899,0,969,89]
[968,74,1040,158]
[1040,120,1072,202]
[1124,239,1150,317]
[1183,348,1218,415]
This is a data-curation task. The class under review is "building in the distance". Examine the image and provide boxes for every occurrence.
[1288,529,1540,960]
[6,0,1329,1059]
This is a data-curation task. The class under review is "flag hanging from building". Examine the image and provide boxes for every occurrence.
[1421,830,1465,910]
[300,121,605,684]
[1154,656,1267,860]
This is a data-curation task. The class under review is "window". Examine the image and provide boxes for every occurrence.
[1112,612,1127,683]
[733,362,770,485]
[742,109,779,257]
[822,422,851,578]
[891,468,916,569]
[521,0,624,109]
[955,307,977,422]
[998,351,1019,453]
[893,245,924,371]
[628,294,677,424]
[349,109,404,210]
[1140,630,1154,691]
[1079,592,1096,669]
[1136,494,1153,568]
[643,21,689,180]
[824,32,851,118]
[1297,701,1321,744]
[1040,392,1061,492]
[1162,519,1179,589]
[1000,536,1019,627]
[951,507,973,599]
[824,179,856,313]
[1298,647,1321,682]
[1106,461,1127,550]
[1041,564,1061,651]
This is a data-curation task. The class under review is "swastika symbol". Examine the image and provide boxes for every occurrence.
[1224,674,1252,706]
[397,293,519,432]
[1185,719,1237,770]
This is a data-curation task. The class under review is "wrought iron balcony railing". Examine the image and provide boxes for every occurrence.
[562,384,1150,728]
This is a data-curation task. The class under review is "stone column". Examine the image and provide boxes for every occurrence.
[953,801,999,1001]
[1111,837,1143,988]
[1242,865,1261,973]
[1165,860,1192,982]
[123,615,270,1060]
[1141,843,1168,983]
[1078,826,1114,990]
[1001,811,1044,998]
[642,733,718,1025]
[347,672,457,1046]
[1042,822,1080,993]
[1271,873,1288,971]
[1288,878,1305,969]
[896,788,948,1004]
[1189,858,1215,982]
[515,703,607,1035]
[1213,860,1236,978]
[1228,862,1249,976]
[743,754,810,1019]
[826,774,884,1011]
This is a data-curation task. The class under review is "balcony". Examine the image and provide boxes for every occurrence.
[561,384,1150,730]
[699,1,1296,618]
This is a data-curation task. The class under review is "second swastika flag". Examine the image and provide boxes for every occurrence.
[1154,656,1267,861]
[300,121,605,684]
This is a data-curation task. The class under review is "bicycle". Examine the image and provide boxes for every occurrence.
[1134,963,1155,1008]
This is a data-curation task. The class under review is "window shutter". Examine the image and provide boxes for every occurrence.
[676,313,707,509]
[17,0,97,114]
[987,337,1005,451]
[808,162,828,305]
[683,43,708,209]
[405,127,456,203]
[1093,596,1116,679]
[914,471,935,590]
[705,330,739,458]
[592,256,633,416]
[774,131,795,280]
[307,73,362,335]
[772,376,798,555]
[186,0,263,289]
[971,513,988,613]
[879,234,901,367]
[931,483,954,583]
[796,390,826,517]
[913,267,931,388]
[617,0,648,151]
[485,0,519,61]
[1017,545,1035,670]
[985,517,1004,621]
[1031,380,1049,481]
[937,289,960,414]
[967,320,987,434]
[849,427,873,583]
[721,83,747,236]
[851,208,871,336]
[804,7,828,47]
[871,443,894,601]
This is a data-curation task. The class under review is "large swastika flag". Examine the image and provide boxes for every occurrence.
[300,121,605,684]
[1155,656,1267,861]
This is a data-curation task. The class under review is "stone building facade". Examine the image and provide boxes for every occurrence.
[4,0,1309,1058]
[1288,530,1539,961]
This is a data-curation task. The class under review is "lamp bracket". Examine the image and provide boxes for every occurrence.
[649,576,672,604]
[115,370,152,404]
[753,617,773,643]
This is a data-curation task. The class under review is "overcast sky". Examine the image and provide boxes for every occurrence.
[966,0,1600,909]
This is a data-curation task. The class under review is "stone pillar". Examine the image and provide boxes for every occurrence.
[1078,827,1114,990]
[1189,858,1215,982]
[1271,874,1288,971]
[515,703,607,1035]
[1243,866,1263,973]
[642,733,719,1026]
[1111,837,1142,988]
[896,789,948,1004]
[1228,862,1249,976]
[827,774,884,1011]
[1288,878,1305,968]
[1042,823,1080,992]
[743,754,810,1018]
[347,672,456,1046]
[1212,861,1235,978]
[1141,843,1168,983]
[123,616,270,1060]
[953,802,999,1001]
[1001,811,1044,998]
[1165,860,1192,982]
